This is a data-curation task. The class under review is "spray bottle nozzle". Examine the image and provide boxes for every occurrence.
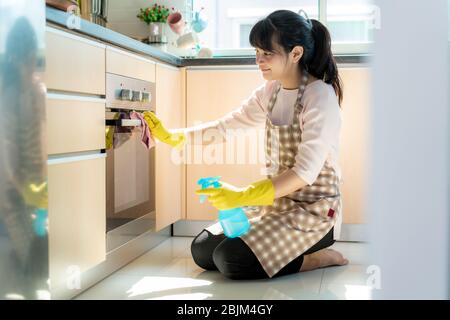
[197,176,250,238]
[197,176,221,203]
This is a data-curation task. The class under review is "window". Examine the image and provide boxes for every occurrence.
[191,0,375,56]
[239,24,253,48]
[326,0,375,54]
[191,0,318,56]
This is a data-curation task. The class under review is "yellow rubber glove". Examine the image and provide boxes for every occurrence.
[105,113,119,149]
[22,181,48,209]
[142,111,186,149]
[105,126,114,149]
[195,179,275,210]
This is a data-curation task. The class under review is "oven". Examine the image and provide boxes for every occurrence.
[104,73,156,252]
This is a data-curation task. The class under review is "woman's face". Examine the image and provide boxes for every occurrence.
[255,43,289,80]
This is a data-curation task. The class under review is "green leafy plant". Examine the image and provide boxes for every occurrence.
[137,4,173,24]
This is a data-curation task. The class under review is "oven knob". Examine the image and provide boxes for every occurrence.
[141,92,150,102]
[120,89,132,101]
[132,90,142,102]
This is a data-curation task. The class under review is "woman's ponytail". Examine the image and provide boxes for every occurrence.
[308,19,343,106]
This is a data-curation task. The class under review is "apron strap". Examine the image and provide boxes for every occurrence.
[293,72,309,123]
[268,73,309,116]
[267,82,282,114]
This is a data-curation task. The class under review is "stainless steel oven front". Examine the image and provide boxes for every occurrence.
[104,73,156,252]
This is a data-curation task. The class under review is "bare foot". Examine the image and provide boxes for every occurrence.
[300,248,349,272]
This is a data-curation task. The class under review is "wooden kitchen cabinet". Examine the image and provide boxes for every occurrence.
[185,68,266,220]
[45,27,108,296]
[48,154,106,293]
[106,46,156,83]
[338,67,370,224]
[45,27,106,95]
[154,63,185,230]
[46,95,105,155]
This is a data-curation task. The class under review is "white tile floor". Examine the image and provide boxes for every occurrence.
[75,237,372,300]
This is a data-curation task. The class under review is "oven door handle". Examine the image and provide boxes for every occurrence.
[105,119,142,127]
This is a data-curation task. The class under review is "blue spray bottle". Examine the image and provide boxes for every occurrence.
[33,208,48,237]
[197,176,251,238]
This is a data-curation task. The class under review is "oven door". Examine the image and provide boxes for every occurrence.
[105,110,155,252]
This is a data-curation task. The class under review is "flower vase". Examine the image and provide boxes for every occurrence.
[148,22,167,43]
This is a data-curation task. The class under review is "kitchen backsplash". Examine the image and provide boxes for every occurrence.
[107,0,194,56]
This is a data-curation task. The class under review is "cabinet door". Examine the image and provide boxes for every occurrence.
[106,46,156,82]
[186,68,266,220]
[48,154,106,293]
[154,64,184,230]
[45,28,105,95]
[339,67,370,225]
[46,94,105,155]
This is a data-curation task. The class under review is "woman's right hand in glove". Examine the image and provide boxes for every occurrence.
[143,111,186,149]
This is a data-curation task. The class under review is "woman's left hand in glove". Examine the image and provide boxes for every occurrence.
[195,179,275,210]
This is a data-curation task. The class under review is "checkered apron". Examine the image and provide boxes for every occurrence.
[206,78,341,278]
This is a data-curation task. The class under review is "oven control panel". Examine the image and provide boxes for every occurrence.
[106,73,155,111]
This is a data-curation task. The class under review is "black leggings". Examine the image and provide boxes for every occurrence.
[190,226,335,280]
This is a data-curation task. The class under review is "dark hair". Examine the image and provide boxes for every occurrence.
[249,10,343,106]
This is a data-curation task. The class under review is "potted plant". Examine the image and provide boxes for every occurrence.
[137,4,172,43]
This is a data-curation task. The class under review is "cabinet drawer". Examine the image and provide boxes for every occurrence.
[46,94,105,155]
[48,154,106,293]
[106,46,155,82]
[45,28,106,94]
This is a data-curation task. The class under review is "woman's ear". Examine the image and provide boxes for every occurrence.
[291,46,304,64]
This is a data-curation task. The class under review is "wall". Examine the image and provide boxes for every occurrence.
[369,0,449,299]
[106,0,190,56]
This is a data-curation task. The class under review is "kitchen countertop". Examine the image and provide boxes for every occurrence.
[46,6,370,68]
